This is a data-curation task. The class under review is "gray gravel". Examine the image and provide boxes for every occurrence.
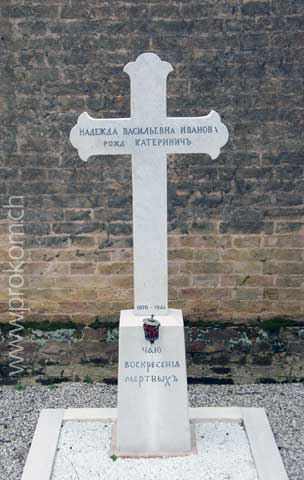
[0,383,303,480]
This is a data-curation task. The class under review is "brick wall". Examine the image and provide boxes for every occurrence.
[1,1,303,383]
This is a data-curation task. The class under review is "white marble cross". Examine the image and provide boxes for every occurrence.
[70,53,229,316]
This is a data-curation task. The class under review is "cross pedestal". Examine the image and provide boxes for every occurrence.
[115,309,192,456]
[70,53,229,455]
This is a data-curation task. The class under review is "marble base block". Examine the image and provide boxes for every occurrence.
[116,309,191,455]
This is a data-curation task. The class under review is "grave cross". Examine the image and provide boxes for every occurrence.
[70,53,229,316]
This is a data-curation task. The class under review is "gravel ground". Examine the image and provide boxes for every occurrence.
[52,421,258,480]
[0,383,303,480]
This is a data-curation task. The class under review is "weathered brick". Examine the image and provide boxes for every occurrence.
[275,275,304,288]
[111,276,133,289]
[221,249,267,262]
[64,209,93,222]
[168,248,194,261]
[262,235,301,248]
[70,236,96,248]
[193,249,220,261]
[180,262,233,275]
[263,262,304,275]
[233,262,263,274]
[221,274,274,287]
[2,5,60,18]
[24,262,69,275]
[70,262,96,274]
[241,1,271,16]
[220,217,273,235]
[275,222,304,234]
[232,236,261,249]
[169,275,192,287]
[53,275,111,289]
[192,275,219,287]
[264,288,304,301]
[233,288,263,301]
[179,288,231,301]
[97,262,132,275]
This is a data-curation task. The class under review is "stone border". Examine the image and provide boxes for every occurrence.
[21,407,289,480]
[21,409,65,480]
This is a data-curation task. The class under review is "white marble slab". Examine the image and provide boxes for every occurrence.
[242,408,289,480]
[21,409,64,480]
[116,308,191,454]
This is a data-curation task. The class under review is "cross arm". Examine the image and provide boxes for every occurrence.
[70,110,228,162]
[69,112,132,161]
[167,110,229,159]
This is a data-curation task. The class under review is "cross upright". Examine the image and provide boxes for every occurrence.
[70,53,229,317]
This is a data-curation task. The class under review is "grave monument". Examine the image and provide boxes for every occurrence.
[21,53,289,480]
[70,52,228,455]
